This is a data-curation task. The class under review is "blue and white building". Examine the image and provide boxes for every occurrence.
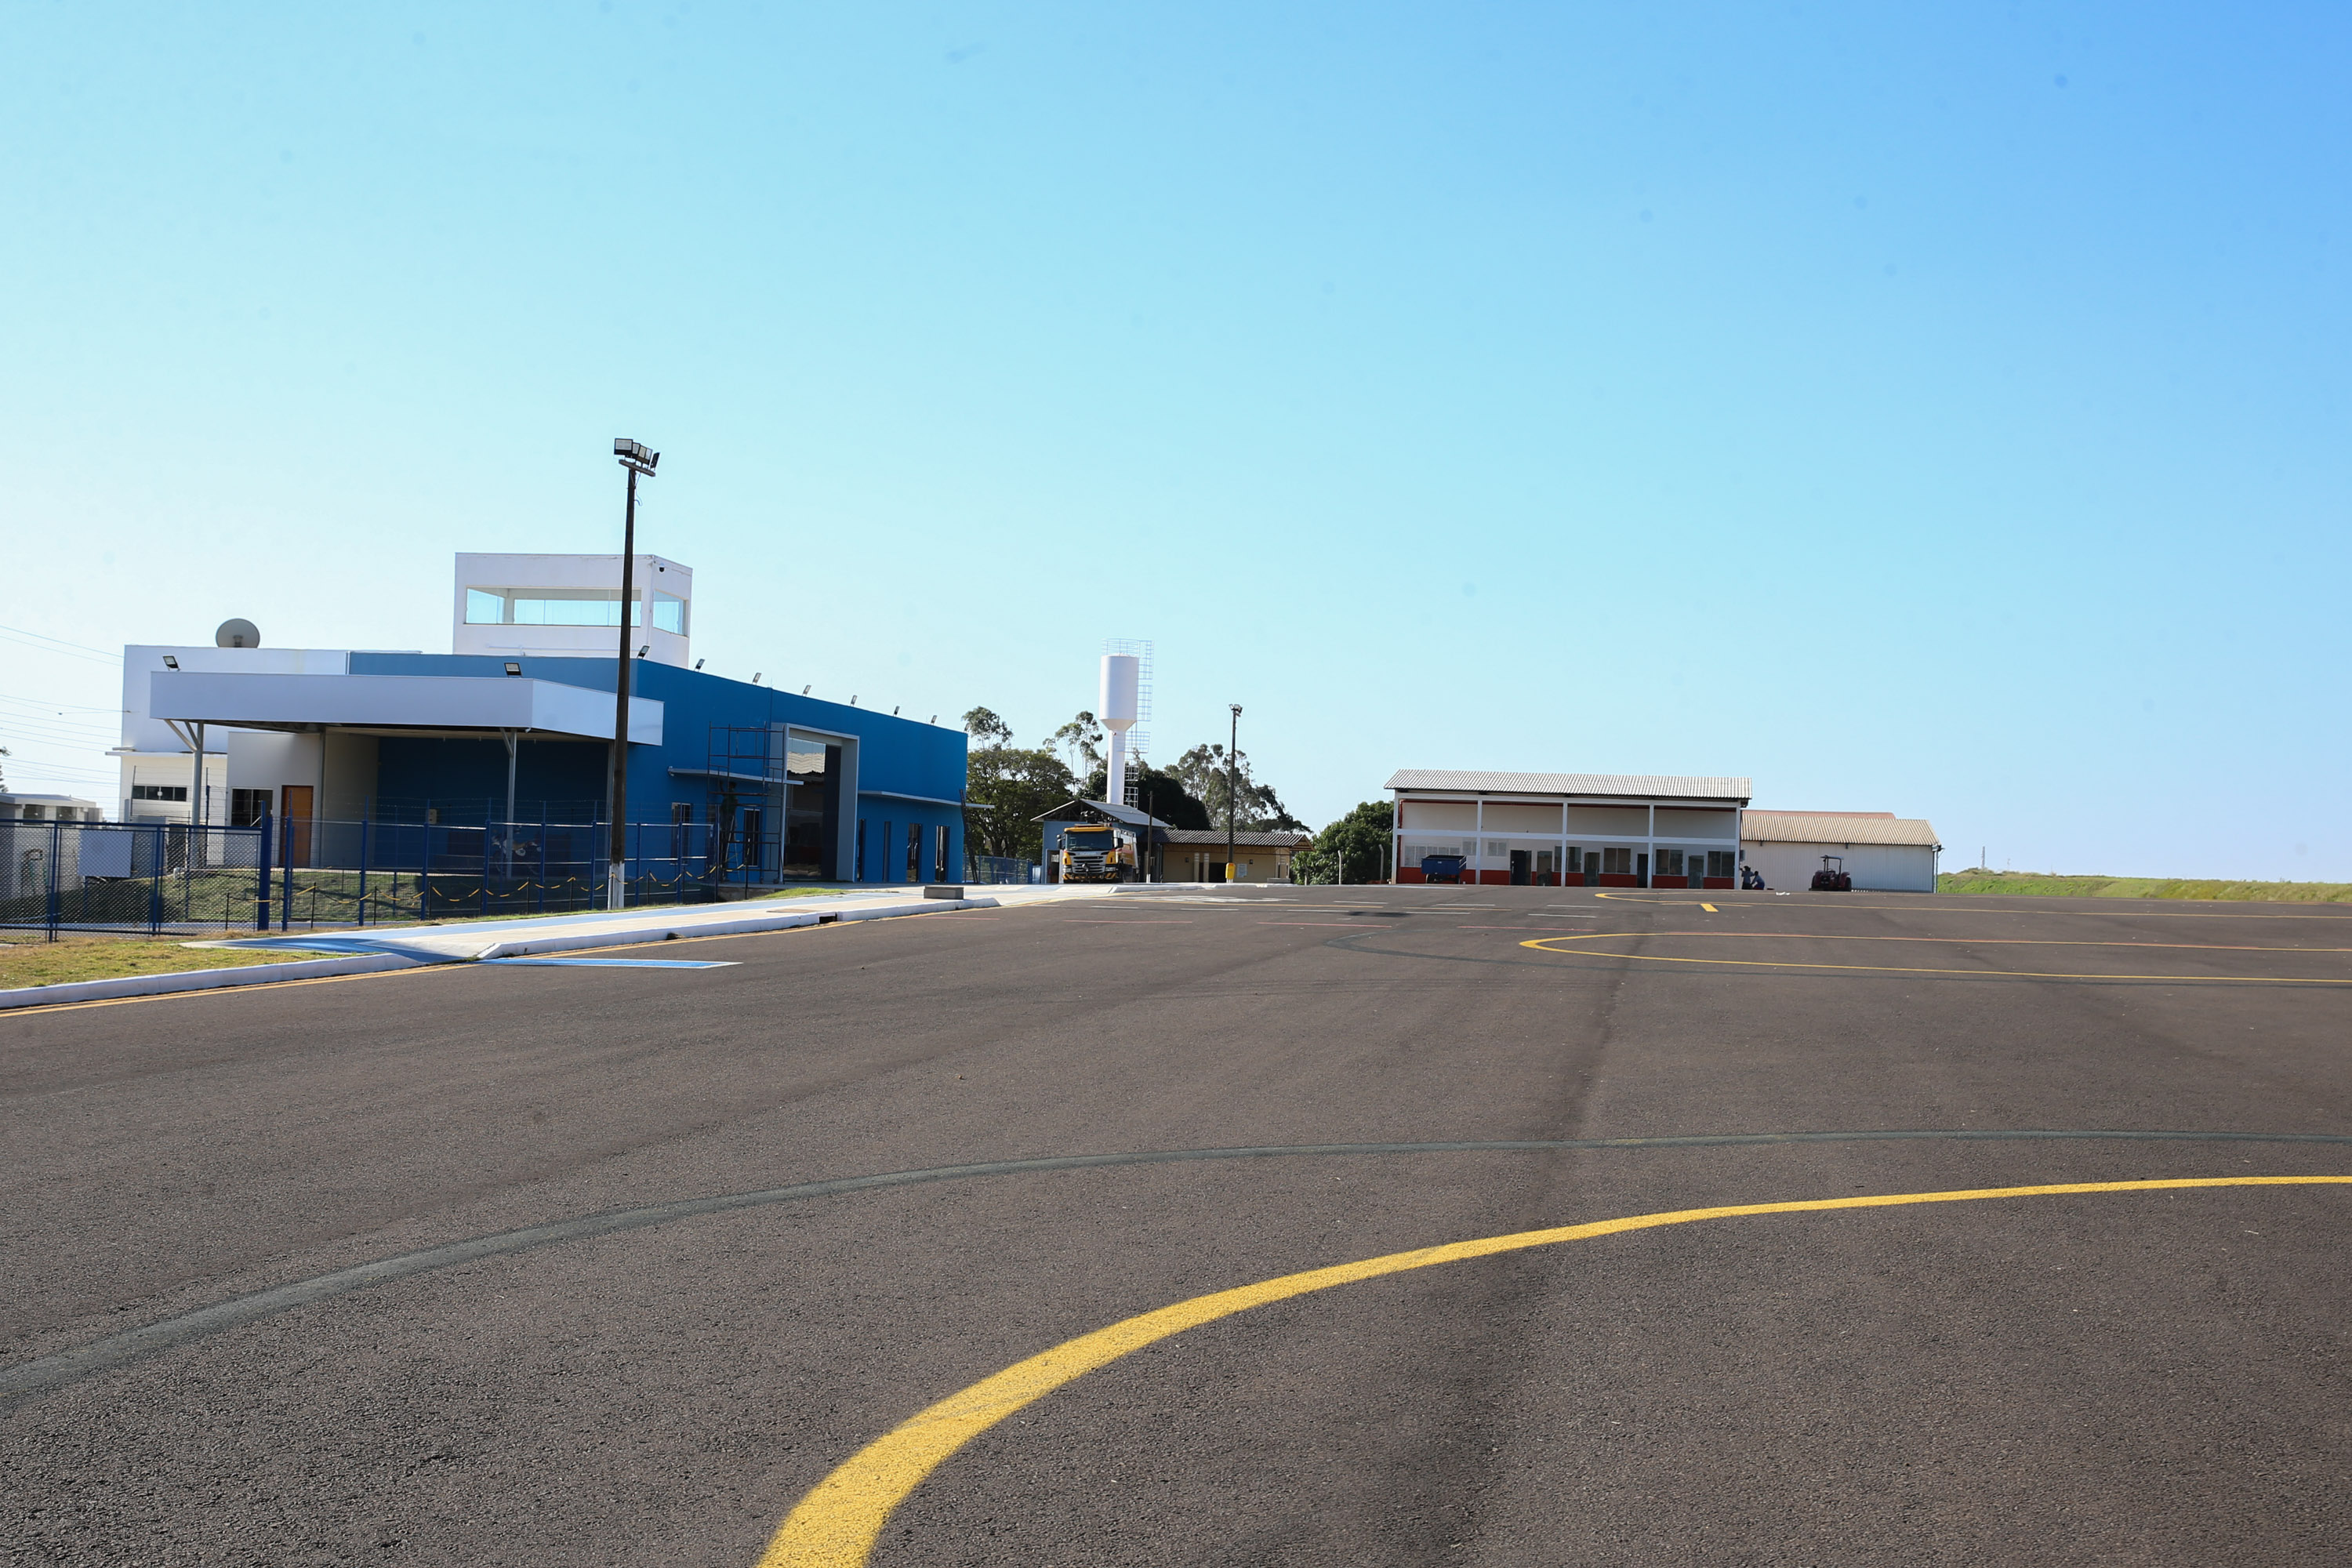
[109,554,967,885]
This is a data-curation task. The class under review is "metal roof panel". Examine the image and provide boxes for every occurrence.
[1385,769,1752,802]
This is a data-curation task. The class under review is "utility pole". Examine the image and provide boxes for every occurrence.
[1225,703,1240,883]
[608,438,659,909]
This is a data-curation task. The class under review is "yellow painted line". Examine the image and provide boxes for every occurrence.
[1543,931,2352,954]
[0,959,453,1018]
[1701,902,1718,913]
[753,1175,2351,1567]
[1590,891,2352,920]
[1519,931,2352,984]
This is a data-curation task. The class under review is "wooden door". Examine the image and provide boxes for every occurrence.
[281,785,314,866]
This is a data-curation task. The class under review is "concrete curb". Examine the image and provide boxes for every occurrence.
[0,895,1001,1011]
[0,954,420,1011]
[465,895,1001,960]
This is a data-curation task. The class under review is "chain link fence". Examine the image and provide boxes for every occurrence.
[0,820,270,936]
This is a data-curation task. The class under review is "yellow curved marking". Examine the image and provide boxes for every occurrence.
[753,1175,2351,1566]
[1518,931,2352,983]
[1593,892,2352,921]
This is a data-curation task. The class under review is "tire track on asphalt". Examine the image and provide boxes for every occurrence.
[6,1129,2351,1403]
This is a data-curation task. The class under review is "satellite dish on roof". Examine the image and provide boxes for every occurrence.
[215,619,260,648]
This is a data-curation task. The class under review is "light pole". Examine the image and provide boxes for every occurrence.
[1225,703,1240,883]
[608,437,659,909]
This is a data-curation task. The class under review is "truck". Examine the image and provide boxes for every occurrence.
[1057,822,1139,883]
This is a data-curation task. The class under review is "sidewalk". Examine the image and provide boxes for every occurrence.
[0,880,1153,1011]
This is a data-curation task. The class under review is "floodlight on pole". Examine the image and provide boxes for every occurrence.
[1226,703,1241,883]
[606,436,659,909]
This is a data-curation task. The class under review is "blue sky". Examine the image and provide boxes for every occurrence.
[3,3,2344,877]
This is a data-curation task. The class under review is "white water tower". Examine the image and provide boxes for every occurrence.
[1099,652,1139,808]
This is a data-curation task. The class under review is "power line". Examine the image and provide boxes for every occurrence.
[0,622,122,659]
[0,692,122,712]
[0,628,119,666]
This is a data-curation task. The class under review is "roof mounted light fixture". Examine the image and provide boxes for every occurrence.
[503,662,521,677]
[637,644,648,659]
[694,659,705,670]
[801,684,811,695]
[161,655,179,670]
[613,437,659,476]
[752,672,762,684]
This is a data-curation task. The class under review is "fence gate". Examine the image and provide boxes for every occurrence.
[0,819,269,938]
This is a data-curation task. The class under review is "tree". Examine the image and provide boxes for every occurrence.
[1051,710,1104,779]
[1290,800,1396,884]
[964,741,1076,860]
[1171,742,1305,834]
[1083,759,1212,830]
[962,707,1012,747]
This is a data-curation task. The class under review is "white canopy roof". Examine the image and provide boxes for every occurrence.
[147,671,662,744]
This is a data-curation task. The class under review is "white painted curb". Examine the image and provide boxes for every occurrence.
[0,954,419,1011]
[0,895,1000,1011]
[467,895,1001,959]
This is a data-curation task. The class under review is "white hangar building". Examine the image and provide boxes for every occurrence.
[1388,771,1751,887]
[1740,811,1942,893]
[1385,770,1943,893]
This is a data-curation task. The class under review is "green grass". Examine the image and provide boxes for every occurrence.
[1936,870,2352,904]
[0,935,288,989]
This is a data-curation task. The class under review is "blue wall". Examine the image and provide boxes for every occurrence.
[344,653,966,880]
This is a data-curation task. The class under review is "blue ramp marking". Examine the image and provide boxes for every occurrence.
[479,956,738,969]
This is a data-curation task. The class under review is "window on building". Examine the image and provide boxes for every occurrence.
[131,784,188,802]
[229,788,271,826]
[739,808,764,870]
[855,819,867,880]
[1659,848,1686,877]
[463,588,687,630]
[1707,849,1735,880]
[1602,847,1633,876]
[934,824,949,882]
[906,822,921,883]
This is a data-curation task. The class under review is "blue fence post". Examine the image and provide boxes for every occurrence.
[357,815,369,927]
[148,826,164,935]
[45,819,62,941]
[479,820,490,919]
[256,813,272,931]
[538,803,547,915]
[280,816,293,931]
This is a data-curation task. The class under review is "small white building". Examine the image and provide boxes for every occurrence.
[1741,811,1941,892]
[0,792,104,902]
